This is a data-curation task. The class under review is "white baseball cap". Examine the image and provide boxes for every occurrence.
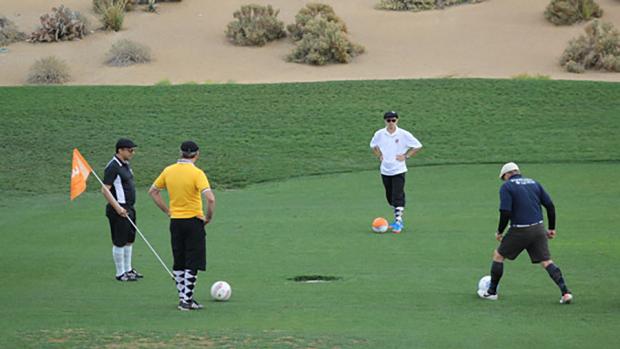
[499,162,519,179]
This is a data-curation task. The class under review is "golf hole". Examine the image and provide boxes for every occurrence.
[288,275,342,283]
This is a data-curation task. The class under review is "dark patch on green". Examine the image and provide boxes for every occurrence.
[288,275,342,282]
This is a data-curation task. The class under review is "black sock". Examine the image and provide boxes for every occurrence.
[545,263,569,295]
[489,261,503,294]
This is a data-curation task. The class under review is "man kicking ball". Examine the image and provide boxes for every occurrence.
[478,162,573,304]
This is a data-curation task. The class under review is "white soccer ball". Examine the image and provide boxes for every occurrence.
[210,281,232,301]
[478,275,491,291]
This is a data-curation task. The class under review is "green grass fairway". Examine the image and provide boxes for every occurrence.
[1,163,618,348]
[1,79,619,194]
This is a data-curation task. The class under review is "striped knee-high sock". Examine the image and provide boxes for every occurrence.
[173,270,185,301]
[184,269,198,302]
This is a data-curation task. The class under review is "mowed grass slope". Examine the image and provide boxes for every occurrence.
[0,79,619,194]
[0,163,618,348]
[0,79,618,348]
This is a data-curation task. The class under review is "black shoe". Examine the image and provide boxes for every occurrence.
[177,300,204,311]
[115,272,137,282]
[178,301,192,311]
[191,299,204,310]
[126,269,143,279]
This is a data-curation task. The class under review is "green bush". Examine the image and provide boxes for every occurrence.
[0,16,27,46]
[27,56,71,84]
[225,4,286,46]
[105,39,152,66]
[287,3,347,41]
[29,6,88,42]
[560,20,620,72]
[376,0,484,11]
[93,0,136,14]
[100,0,128,31]
[286,17,365,65]
[544,0,602,25]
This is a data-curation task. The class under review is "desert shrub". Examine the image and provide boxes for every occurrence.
[560,20,620,72]
[100,0,128,31]
[544,0,602,25]
[105,39,152,66]
[29,6,88,42]
[27,56,71,84]
[287,3,347,41]
[0,16,27,46]
[226,4,286,46]
[93,0,136,13]
[376,0,484,11]
[286,17,365,65]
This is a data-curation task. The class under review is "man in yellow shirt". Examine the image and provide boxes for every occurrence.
[148,141,216,311]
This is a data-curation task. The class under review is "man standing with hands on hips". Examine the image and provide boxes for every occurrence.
[370,111,423,233]
[478,162,573,304]
[148,141,216,311]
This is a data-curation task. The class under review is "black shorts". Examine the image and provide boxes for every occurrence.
[170,218,207,271]
[498,223,551,263]
[106,205,136,247]
[381,173,406,207]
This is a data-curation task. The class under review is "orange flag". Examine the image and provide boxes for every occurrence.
[70,148,93,200]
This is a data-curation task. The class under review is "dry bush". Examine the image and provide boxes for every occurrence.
[376,0,484,11]
[560,20,620,73]
[286,17,365,65]
[226,4,286,46]
[93,0,137,14]
[100,0,128,31]
[105,39,152,66]
[29,6,88,42]
[544,0,602,25]
[27,56,71,84]
[0,16,27,46]
[287,3,347,42]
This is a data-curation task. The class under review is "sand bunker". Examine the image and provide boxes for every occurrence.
[0,0,619,85]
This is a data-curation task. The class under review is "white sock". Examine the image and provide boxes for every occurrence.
[112,246,125,277]
[123,244,133,273]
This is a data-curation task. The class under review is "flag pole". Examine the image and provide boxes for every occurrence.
[90,170,174,279]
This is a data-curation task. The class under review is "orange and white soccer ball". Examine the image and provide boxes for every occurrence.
[210,281,232,301]
[371,217,389,233]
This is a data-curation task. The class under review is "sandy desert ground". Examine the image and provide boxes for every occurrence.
[0,0,619,85]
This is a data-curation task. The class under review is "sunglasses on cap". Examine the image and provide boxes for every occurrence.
[385,119,397,123]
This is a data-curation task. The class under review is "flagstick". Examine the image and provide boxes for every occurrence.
[90,170,174,279]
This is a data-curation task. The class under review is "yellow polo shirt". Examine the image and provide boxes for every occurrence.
[152,161,211,219]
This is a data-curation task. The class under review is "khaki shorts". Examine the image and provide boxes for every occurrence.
[498,223,550,264]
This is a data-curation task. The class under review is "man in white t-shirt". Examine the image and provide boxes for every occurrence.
[370,111,423,233]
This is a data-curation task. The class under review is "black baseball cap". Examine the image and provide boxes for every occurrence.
[384,111,399,119]
[116,138,137,150]
[180,140,199,153]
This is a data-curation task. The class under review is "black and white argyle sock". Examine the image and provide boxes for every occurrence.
[183,269,198,302]
[394,207,404,222]
[173,270,185,301]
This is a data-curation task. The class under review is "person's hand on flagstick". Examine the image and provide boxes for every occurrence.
[116,206,128,218]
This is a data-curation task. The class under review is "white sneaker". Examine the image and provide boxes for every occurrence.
[477,289,498,301]
[560,293,573,304]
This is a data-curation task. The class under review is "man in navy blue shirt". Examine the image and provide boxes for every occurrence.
[478,162,573,304]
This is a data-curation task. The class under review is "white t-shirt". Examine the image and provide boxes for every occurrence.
[369,127,423,176]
